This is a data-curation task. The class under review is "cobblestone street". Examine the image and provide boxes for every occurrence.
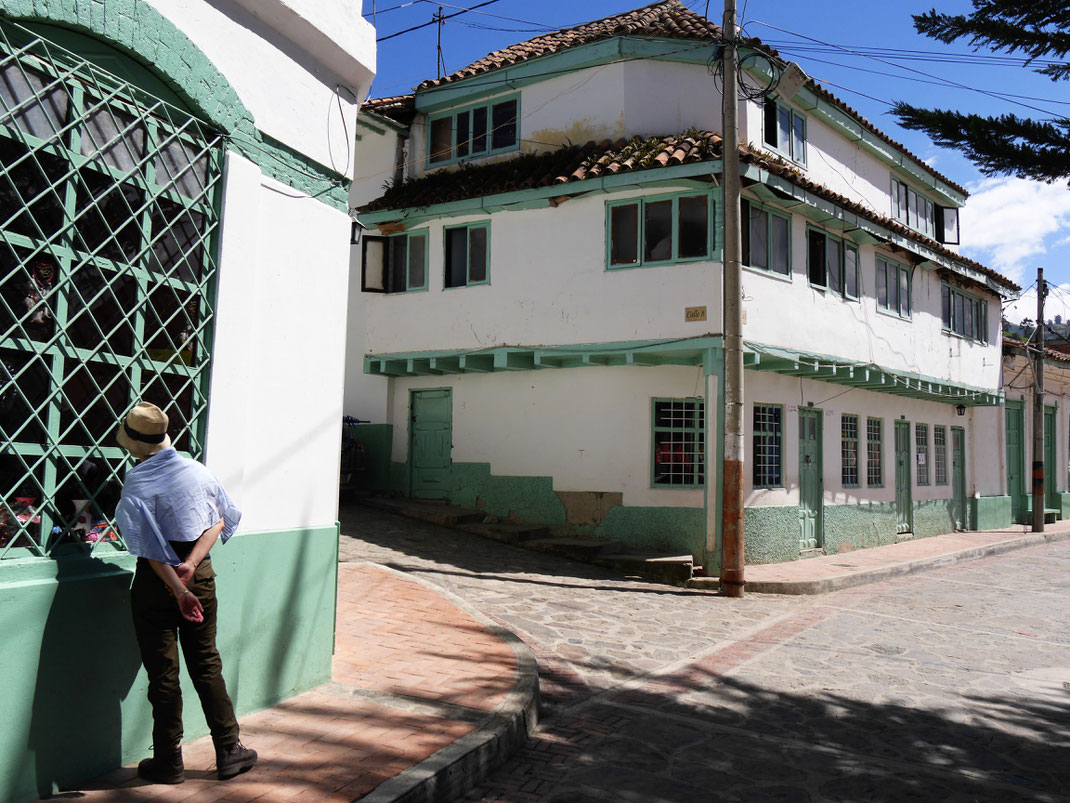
[339,504,1070,801]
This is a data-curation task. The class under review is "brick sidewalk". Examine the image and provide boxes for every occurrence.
[65,563,526,802]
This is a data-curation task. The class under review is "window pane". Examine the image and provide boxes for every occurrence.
[610,204,639,265]
[807,230,825,286]
[677,195,708,259]
[0,136,66,240]
[844,245,857,297]
[0,246,58,343]
[763,99,778,147]
[877,261,887,309]
[154,134,211,200]
[778,106,790,152]
[891,178,901,220]
[0,62,69,141]
[468,226,487,283]
[749,206,768,269]
[144,282,201,362]
[792,113,805,161]
[899,267,910,316]
[491,99,517,150]
[67,264,137,356]
[150,199,206,282]
[445,227,467,288]
[888,264,899,312]
[941,284,951,327]
[954,293,965,335]
[965,295,974,338]
[389,236,406,293]
[81,102,146,174]
[75,169,144,262]
[408,233,426,289]
[60,360,130,447]
[0,348,50,443]
[827,239,841,295]
[841,414,858,486]
[770,213,789,274]
[429,116,452,163]
[471,107,488,153]
[455,111,470,158]
[753,404,782,487]
[652,399,704,487]
[644,200,672,262]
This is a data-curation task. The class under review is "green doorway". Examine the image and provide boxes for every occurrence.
[1006,401,1026,523]
[894,420,913,535]
[951,426,966,529]
[408,389,452,499]
[798,407,823,551]
[1044,406,1057,508]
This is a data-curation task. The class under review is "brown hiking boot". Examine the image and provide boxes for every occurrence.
[216,741,257,779]
[137,749,184,784]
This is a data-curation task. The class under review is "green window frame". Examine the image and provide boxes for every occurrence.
[890,176,935,238]
[807,227,858,297]
[916,423,930,486]
[651,397,704,488]
[742,198,790,276]
[607,191,713,269]
[841,413,859,487]
[941,283,988,343]
[763,98,806,165]
[444,221,489,288]
[876,256,911,318]
[866,417,883,487]
[934,425,948,485]
[360,230,428,294]
[427,94,519,167]
[753,403,783,488]
[0,21,224,559]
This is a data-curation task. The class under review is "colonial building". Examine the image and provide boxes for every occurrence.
[344,0,1016,575]
[0,2,374,799]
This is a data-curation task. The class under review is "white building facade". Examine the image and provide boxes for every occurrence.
[345,0,1015,573]
[0,2,374,799]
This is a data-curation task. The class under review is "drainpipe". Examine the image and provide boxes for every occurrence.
[719,0,745,597]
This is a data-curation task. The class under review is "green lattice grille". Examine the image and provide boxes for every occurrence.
[0,22,223,558]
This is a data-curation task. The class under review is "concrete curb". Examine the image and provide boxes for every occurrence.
[742,530,1070,595]
[355,563,539,803]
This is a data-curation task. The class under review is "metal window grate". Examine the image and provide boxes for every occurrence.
[934,426,947,485]
[652,398,705,487]
[753,403,782,487]
[915,423,930,486]
[0,22,223,558]
[866,417,882,486]
[841,413,858,487]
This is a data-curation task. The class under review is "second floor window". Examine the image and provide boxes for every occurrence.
[428,96,518,165]
[360,231,428,294]
[876,257,911,318]
[763,98,805,164]
[891,177,935,237]
[807,229,858,297]
[942,284,988,342]
[608,193,712,268]
[742,199,790,275]
[445,222,489,288]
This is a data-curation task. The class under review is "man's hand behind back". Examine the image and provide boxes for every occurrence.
[178,591,204,623]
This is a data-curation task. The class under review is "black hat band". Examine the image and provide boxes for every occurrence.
[124,420,167,444]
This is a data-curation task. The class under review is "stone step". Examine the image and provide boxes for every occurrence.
[457,522,550,545]
[595,553,695,585]
[361,496,485,527]
[523,536,623,562]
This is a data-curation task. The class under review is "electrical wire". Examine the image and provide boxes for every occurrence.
[377,0,502,43]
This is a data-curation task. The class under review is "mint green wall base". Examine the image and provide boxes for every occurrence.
[1059,494,1070,520]
[0,524,337,803]
[450,463,567,526]
[970,496,1012,531]
[588,505,705,557]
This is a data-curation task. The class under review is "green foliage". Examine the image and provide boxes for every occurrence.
[894,1,1070,181]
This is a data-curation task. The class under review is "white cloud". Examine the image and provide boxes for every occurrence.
[1004,283,1070,325]
[958,177,1070,284]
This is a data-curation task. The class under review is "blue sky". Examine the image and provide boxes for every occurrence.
[362,0,1070,322]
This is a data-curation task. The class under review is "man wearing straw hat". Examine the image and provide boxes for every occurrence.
[115,401,256,785]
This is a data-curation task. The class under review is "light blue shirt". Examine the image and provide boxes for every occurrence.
[115,447,241,565]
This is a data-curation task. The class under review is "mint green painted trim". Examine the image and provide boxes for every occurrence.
[442,220,490,288]
[650,397,706,489]
[875,254,912,319]
[969,495,1012,531]
[706,346,725,575]
[358,162,721,226]
[415,37,715,113]
[425,92,519,168]
[741,163,1011,297]
[592,504,705,557]
[605,190,715,271]
[365,335,723,377]
[743,340,1002,407]
[0,524,337,802]
[0,6,349,212]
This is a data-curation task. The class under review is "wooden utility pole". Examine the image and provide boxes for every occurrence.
[1032,267,1047,533]
[436,7,445,79]
[719,0,745,597]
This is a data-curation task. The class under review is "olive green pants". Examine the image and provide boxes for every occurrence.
[130,553,239,751]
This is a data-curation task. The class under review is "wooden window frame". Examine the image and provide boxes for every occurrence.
[426,94,520,167]
[741,198,791,277]
[916,423,930,486]
[360,230,429,294]
[753,403,784,489]
[866,416,883,487]
[606,191,714,270]
[443,221,490,289]
[650,397,705,488]
[934,425,948,485]
[941,283,988,343]
[806,227,858,298]
[763,98,806,165]
[876,256,912,319]
[841,413,860,488]
[890,175,936,238]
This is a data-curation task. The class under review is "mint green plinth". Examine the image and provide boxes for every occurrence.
[0,524,338,803]
[970,495,1012,531]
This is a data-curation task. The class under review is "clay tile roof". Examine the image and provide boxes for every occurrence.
[358,129,1016,293]
[1004,336,1070,363]
[417,0,720,90]
[361,94,416,127]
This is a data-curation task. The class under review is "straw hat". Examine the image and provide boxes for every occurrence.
[116,402,171,457]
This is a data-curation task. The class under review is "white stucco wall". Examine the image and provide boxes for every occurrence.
[146,0,375,171]
[360,185,723,355]
[388,365,707,508]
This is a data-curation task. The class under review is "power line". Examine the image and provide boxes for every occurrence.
[377,0,502,43]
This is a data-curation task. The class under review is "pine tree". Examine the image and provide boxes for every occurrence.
[892,1,1070,183]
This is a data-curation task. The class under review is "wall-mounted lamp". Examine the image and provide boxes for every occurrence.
[956,404,967,416]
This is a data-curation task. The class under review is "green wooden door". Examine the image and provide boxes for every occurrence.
[1044,406,1057,508]
[951,426,966,530]
[895,420,913,535]
[798,408,823,551]
[1006,402,1026,523]
[409,389,452,499]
